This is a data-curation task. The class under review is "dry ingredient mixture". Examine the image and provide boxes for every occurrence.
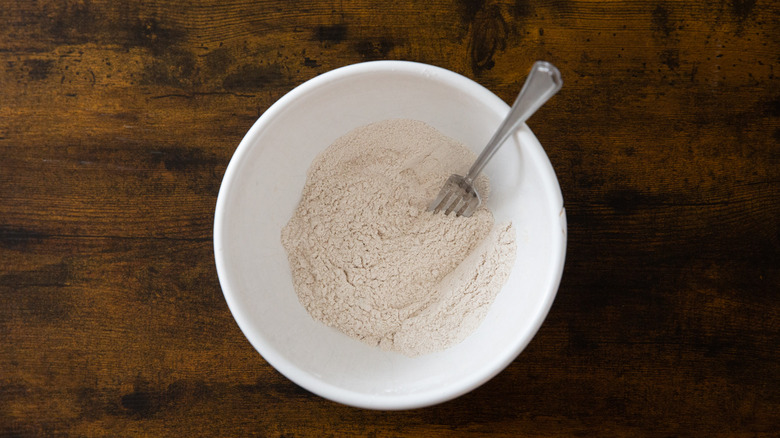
[281,119,516,356]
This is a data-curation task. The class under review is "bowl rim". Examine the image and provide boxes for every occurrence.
[214,60,567,410]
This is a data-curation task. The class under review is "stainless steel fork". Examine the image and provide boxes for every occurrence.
[428,61,563,217]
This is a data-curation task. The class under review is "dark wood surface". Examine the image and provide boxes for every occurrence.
[2,0,778,436]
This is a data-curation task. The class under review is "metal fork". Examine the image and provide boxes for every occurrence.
[428,61,563,217]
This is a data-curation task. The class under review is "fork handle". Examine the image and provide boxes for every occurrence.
[465,61,563,182]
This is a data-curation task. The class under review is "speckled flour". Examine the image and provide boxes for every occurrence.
[281,119,516,356]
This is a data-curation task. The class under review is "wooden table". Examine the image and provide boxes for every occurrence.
[2,0,777,435]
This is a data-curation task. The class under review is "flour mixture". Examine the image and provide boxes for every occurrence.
[281,119,516,356]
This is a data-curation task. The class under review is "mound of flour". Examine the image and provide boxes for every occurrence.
[281,119,516,356]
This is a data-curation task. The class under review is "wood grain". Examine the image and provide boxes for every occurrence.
[1,0,778,436]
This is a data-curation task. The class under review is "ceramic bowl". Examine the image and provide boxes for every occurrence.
[214,60,566,409]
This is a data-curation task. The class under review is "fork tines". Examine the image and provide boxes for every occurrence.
[427,175,481,217]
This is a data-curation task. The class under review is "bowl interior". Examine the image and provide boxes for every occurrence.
[214,61,566,409]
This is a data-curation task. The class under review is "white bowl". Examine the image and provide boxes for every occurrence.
[214,60,566,410]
